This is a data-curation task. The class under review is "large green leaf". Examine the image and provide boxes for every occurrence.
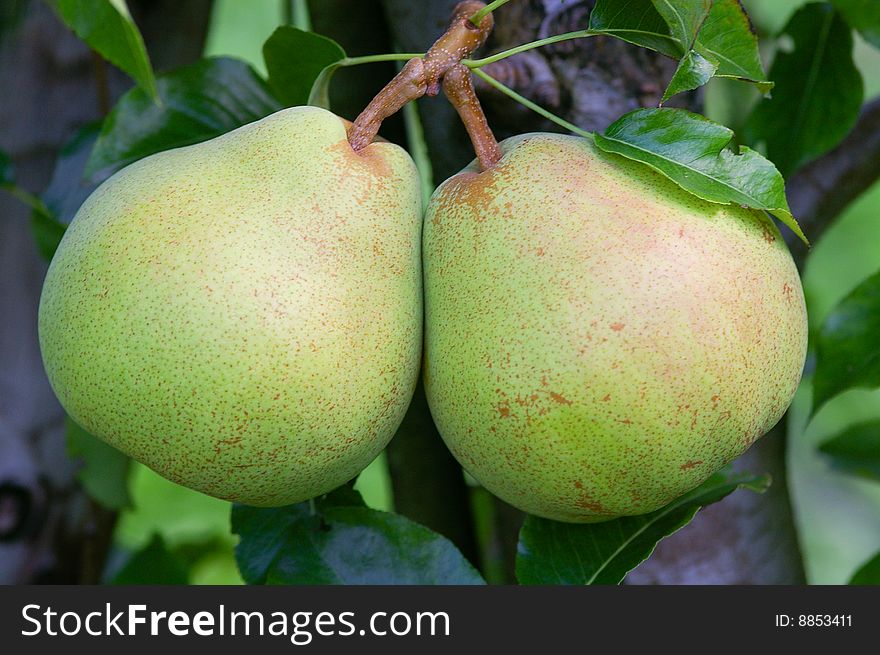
[651,0,711,50]
[110,534,189,585]
[233,488,484,585]
[66,418,131,510]
[696,0,771,93]
[42,123,101,224]
[832,0,880,49]
[232,503,310,585]
[265,506,486,585]
[231,486,366,584]
[849,550,880,584]
[595,108,806,243]
[813,270,880,412]
[590,0,769,97]
[516,469,769,585]
[818,421,880,481]
[48,0,158,101]
[744,3,863,177]
[588,0,679,58]
[262,26,346,107]
[86,57,281,179]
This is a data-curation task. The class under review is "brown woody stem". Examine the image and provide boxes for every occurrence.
[347,58,427,151]
[348,1,494,150]
[443,64,502,171]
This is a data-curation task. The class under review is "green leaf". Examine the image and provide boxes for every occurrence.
[662,49,717,102]
[266,507,486,585]
[1,148,68,260]
[308,62,344,110]
[651,0,711,50]
[262,26,346,107]
[0,0,27,42]
[317,482,367,510]
[590,0,769,96]
[849,550,880,584]
[589,0,680,58]
[595,108,807,244]
[813,270,880,412]
[86,57,281,179]
[819,421,880,481]
[232,504,310,584]
[0,149,12,186]
[48,0,158,102]
[30,212,68,262]
[695,0,773,93]
[42,123,101,224]
[695,0,771,94]
[832,0,880,49]
[233,491,485,585]
[110,534,189,585]
[744,3,863,177]
[515,469,770,585]
[66,418,131,510]
[231,485,366,584]
[25,124,102,262]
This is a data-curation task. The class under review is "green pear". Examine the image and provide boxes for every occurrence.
[39,106,422,507]
[423,133,807,523]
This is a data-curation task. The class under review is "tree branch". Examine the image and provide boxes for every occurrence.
[786,97,880,263]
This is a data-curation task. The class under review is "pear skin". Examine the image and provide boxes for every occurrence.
[39,106,422,506]
[423,133,807,522]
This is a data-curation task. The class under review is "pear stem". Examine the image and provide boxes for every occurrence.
[443,64,502,171]
[347,58,429,152]
[347,1,494,151]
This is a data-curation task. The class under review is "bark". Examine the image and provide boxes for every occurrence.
[382,0,809,584]
[0,0,212,584]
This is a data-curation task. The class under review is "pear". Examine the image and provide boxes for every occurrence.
[423,133,807,523]
[39,106,422,507]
